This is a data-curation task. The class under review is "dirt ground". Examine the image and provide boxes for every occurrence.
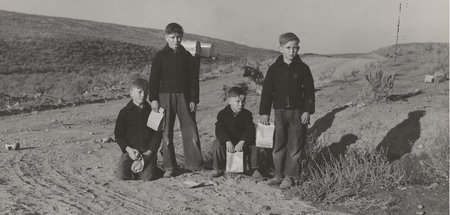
[0,53,448,214]
[0,99,349,215]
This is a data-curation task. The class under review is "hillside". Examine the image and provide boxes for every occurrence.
[0,10,278,98]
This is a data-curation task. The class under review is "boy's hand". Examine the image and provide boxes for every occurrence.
[151,100,160,112]
[226,141,235,153]
[125,146,140,160]
[301,112,310,125]
[260,115,270,125]
[234,141,245,152]
[189,102,197,112]
[142,150,153,157]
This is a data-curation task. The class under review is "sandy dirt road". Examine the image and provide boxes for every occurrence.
[0,98,350,215]
[0,56,383,214]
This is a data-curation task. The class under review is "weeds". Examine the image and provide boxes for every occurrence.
[422,130,449,182]
[293,148,406,209]
[364,64,397,101]
[318,67,336,81]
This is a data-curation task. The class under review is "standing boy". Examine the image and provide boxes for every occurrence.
[149,23,203,177]
[259,32,315,188]
[115,78,163,180]
[211,86,260,178]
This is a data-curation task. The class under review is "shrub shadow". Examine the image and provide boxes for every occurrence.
[387,90,423,102]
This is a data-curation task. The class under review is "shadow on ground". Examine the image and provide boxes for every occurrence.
[376,110,426,162]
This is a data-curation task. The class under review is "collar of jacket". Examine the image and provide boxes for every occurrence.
[162,44,188,54]
[272,54,303,68]
[124,100,151,111]
[225,105,242,117]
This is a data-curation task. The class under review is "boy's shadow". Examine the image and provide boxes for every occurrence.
[308,105,349,141]
[310,134,358,169]
[376,110,426,162]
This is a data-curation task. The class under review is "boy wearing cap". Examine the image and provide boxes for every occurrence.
[259,32,315,188]
[115,78,163,180]
[149,23,203,177]
[210,86,260,178]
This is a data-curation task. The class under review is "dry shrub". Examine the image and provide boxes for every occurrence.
[364,64,397,101]
[292,148,406,209]
[318,67,336,81]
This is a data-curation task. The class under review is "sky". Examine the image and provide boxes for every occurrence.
[0,0,448,54]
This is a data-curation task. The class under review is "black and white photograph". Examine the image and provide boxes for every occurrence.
[0,0,448,214]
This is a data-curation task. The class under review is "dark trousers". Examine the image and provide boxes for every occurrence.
[212,140,259,171]
[273,109,307,178]
[116,153,163,180]
[159,93,203,171]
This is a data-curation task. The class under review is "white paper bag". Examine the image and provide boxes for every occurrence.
[226,151,244,173]
[147,107,165,131]
[256,123,275,148]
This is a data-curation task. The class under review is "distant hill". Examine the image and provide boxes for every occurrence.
[0,10,278,97]
[0,10,277,75]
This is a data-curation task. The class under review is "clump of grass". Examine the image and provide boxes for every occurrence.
[293,148,406,208]
[422,130,449,182]
[363,64,397,101]
[318,67,336,81]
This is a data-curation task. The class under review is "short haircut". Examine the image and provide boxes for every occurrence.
[165,23,184,35]
[130,78,148,90]
[227,86,246,98]
[279,32,300,45]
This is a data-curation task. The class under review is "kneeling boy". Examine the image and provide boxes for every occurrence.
[114,78,163,180]
[211,86,260,178]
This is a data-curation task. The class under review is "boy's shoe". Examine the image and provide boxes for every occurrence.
[251,169,263,178]
[266,176,283,185]
[279,177,295,189]
[210,170,225,178]
[163,170,175,178]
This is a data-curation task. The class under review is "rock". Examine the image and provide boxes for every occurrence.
[87,150,93,154]
[415,211,425,215]
[88,132,94,135]
[5,142,20,150]
[426,182,439,190]
[381,206,388,210]
[400,187,407,191]
[261,205,271,211]
[424,75,434,83]
[417,205,424,209]
[31,111,38,115]
[434,72,446,83]
[101,137,115,143]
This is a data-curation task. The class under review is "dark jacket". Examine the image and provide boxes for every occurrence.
[215,105,255,146]
[114,101,162,153]
[259,55,315,115]
[149,44,199,103]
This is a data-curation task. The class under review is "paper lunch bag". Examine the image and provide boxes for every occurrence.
[147,107,165,131]
[256,123,275,148]
[226,151,244,173]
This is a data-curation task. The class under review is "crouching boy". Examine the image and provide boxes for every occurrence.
[210,87,260,178]
[114,78,163,180]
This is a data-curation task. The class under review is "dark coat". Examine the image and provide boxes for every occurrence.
[149,44,199,103]
[215,105,255,146]
[259,55,315,115]
[114,101,162,153]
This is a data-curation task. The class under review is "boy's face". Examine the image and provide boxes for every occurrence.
[165,33,183,50]
[130,87,148,105]
[228,95,246,113]
[279,40,299,62]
